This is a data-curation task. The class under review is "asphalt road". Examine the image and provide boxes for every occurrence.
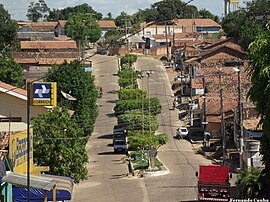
[72,53,212,202]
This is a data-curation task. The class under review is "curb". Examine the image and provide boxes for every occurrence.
[143,156,170,177]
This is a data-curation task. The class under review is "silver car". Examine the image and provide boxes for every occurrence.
[176,127,188,139]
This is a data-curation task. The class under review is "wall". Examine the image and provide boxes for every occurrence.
[0,93,47,132]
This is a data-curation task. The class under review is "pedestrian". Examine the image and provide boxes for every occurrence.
[173,101,176,110]
[99,87,103,98]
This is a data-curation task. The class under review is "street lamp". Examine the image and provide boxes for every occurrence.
[146,70,155,171]
[232,65,244,170]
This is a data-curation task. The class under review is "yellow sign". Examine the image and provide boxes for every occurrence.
[9,129,34,174]
[31,82,57,106]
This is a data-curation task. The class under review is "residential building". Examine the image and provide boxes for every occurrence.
[98,20,117,38]
[0,81,49,132]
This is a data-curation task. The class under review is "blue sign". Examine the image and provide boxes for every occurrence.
[33,83,51,99]
[31,82,57,106]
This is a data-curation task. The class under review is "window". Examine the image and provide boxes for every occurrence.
[145,31,151,35]
[0,117,22,122]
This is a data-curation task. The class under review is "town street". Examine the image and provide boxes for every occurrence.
[72,53,212,202]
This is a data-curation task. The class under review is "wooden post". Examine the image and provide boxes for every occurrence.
[53,185,56,202]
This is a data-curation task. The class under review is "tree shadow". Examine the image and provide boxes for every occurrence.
[97,151,115,155]
[97,134,113,139]
[107,100,118,103]
[106,113,115,117]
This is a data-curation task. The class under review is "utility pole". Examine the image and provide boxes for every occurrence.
[202,78,207,131]
[165,22,170,61]
[125,13,129,54]
[190,63,194,127]
[219,71,227,165]
[237,62,244,170]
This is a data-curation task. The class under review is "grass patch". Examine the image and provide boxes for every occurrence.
[130,151,163,171]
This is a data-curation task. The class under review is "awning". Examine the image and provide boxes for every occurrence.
[3,172,73,202]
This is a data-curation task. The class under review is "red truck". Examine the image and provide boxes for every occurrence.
[196,165,231,201]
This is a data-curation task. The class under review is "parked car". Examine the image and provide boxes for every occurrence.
[176,126,188,139]
[113,125,126,134]
[113,132,127,144]
[114,140,128,153]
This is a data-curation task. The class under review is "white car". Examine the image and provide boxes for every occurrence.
[176,127,188,139]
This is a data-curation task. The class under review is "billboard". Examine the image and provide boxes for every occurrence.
[9,129,34,174]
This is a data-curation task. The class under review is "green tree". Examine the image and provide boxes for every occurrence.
[114,98,161,116]
[26,0,50,22]
[128,131,168,153]
[32,107,88,184]
[199,9,219,22]
[46,60,98,136]
[0,4,18,51]
[118,89,146,101]
[152,0,197,21]
[118,110,158,132]
[104,28,122,47]
[236,167,262,198]
[247,28,270,197]
[0,52,23,87]
[65,12,101,48]
[47,3,102,21]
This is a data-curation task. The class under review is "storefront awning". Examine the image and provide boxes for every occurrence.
[3,172,73,202]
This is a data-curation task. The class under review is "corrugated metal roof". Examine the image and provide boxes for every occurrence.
[3,172,56,191]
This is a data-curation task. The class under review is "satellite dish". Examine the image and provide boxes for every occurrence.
[61,91,77,101]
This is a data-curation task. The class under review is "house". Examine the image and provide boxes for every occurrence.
[139,18,221,36]
[18,22,58,33]
[0,81,49,132]
[175,18,222,34]
[98,20,117,38]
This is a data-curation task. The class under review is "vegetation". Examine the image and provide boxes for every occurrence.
[221,0,270,50]
[46,60,98,136]
[118,67,138,89]
[65,12,101,47]
[104,29,122,47]
[32,107,88,184]
[118,89,147,100]
[114,98,161,116]
[0,4,18,51]
[26,0,50,22]
[236,167,262,198]
[120,54,138,68]
[118,110,158,132]
[247,27,270,197]
[0,52,24,87]
[46,3,102,21]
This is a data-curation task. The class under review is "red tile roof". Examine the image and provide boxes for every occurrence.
[58,20,67,27]
[0,81,27,97]
[20,22,58,32]
[20,41,77,49]
[98,20,116,29]
[175,18,221,28]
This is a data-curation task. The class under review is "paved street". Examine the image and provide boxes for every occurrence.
[72,53,212,202]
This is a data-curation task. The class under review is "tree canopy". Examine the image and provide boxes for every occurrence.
[47,3,102,21]
[0,4,18,51]
[26,0,50,22]
[247,27,270,197]
[0,52,24,87]
[65,12,101,46]
[46,60,98,136]
[221,0,270,50]
[32,107,88,184]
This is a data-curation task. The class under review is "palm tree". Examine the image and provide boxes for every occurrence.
[236,167,262,198]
